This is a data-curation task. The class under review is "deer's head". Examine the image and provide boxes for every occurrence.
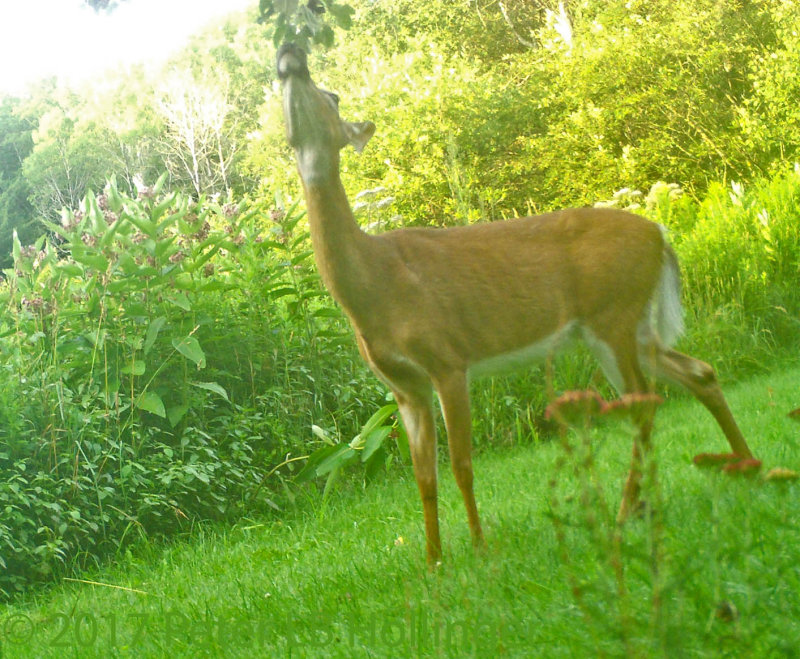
[277,43,375,180]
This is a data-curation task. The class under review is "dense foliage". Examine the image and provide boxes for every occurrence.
[0,179,388,597]
[1,0,799,597]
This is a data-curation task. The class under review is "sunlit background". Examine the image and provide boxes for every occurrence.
[0,0,253,95]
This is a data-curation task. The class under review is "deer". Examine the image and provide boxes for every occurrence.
[276,43,755,566]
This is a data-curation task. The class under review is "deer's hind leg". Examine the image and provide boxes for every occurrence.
[584,326,656,524]
[650,347,753,458]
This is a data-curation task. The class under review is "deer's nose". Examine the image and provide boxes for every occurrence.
[277,43,310,80]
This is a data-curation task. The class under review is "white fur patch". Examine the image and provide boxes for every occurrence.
[469,322,577,379]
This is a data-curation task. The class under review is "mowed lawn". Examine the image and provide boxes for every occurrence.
[2,366,799,658]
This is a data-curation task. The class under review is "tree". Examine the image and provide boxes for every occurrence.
[23,104,115,221]
[258,0,354,50]
[156,72,239,197]
[0,98,36,265]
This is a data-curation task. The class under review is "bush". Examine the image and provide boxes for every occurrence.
[0,179,383,599]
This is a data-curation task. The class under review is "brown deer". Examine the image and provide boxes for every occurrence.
[276,43,755,565]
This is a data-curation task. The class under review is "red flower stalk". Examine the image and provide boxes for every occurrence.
[721,458,762,477]
[600,393,664,421]
[545,390,606,427]
[692,453,742,468]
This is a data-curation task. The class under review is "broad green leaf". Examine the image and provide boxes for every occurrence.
[136,391,166,417]
[356,404,398,444]
[167,404,189,428]
[295,444,341,483]
[315,445,356,477]
[122,211,157,238]
[328,2,354,29]
[98,214,123,249]
[322,467,340,501]
[107,177,124,212]
[41,218,72,240]
[154,234,178,259]
[361,427,392,463]
[153,171,169,195]
[12,229,21,264]
[71,250,109,272]
[395,423,411,463]
[291,250,314,265]
[173,336,206,368]
[121,361,146,376]
[167,293,192,311]
[55,263,84,278]
[191,381,229,401]
[317,24,335,48]
[151,193,177,222]
[312,307,342,319]
[172,273,196,291]
[275,0,299,16]
[266,286,299,300]
[107,279,146,294]
[144,316,167,355]
[197,281,229,292]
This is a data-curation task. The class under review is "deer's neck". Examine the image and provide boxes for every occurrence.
[302,171,374,319]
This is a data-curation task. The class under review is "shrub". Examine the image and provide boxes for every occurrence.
[0,179,384,599]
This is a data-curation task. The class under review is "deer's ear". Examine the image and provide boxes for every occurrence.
[343,121,376,153]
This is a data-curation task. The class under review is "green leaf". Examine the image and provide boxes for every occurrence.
[259,0,274,17]
[291,250,314,265]
[172,273,196,291]
[167,293,192,311]
[312,307,342,319]
[107,177,124,213]
[121,361,146,376]
[71,250,109,272]
[275,0,299,14]
[356,404,397,444]
[122,211,157,238]
[153,171,169,195]
[167,404,189,428]
[144,316,167,355]
[173,336,206,368]
[191,381,229,402]
[395,423,411,463]
[295,444,341,483]
[315,445,356,477]
[361,427,392,463]
[98,213,123,249]
[316,23,335,48]
[12,229,21,264]
[266,286,299,300]
[154,234,178,259]
[55,263,84,277]
[136,391,166,417]
[328,2,354,29]
[151,193,177,222]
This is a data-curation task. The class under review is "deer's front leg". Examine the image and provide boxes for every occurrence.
[435,371,486,552]
[395,384,441,566]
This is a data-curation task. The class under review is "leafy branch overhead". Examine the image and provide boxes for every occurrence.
[259,0,355,50]
[84,0,125,11]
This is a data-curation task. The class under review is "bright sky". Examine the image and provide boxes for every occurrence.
[0,0,254,96]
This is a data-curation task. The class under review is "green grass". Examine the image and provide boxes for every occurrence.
[2,367,800,658]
